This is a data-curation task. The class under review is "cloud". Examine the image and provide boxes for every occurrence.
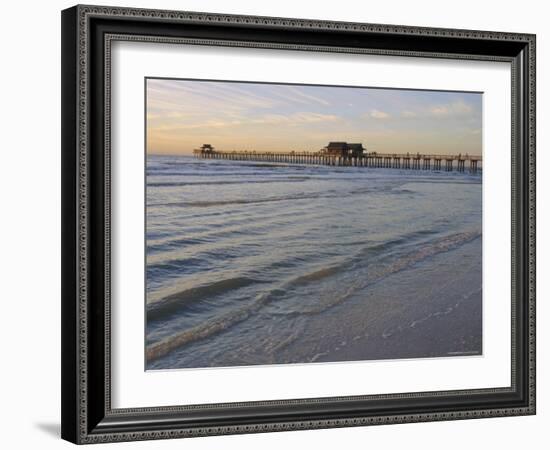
[369,109,391,119]
[281,87,331,106]
[147,79,280,113]
[285,112,340,124]
[429,101,473,117]
[148,112,341,133]
[247,111,340,126]
[397,101,477,120]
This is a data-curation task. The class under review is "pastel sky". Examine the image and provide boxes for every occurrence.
[146,78,482,156]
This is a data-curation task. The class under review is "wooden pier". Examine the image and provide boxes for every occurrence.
[193,143,481,173]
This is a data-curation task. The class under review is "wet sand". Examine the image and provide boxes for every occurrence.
[277,237,482,365]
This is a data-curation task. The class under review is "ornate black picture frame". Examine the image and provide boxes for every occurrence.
[61,4,536,444]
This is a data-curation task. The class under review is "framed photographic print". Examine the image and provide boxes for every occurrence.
[61,5,536,444]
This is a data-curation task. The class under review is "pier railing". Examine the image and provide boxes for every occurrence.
[193,150,482,173]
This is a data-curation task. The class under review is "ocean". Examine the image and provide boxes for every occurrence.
[145,155,482,370]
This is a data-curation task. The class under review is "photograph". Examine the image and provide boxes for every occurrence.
[144,78,483,370]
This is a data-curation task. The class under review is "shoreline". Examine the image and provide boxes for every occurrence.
[278,237,483,366]
[148,237,482,370]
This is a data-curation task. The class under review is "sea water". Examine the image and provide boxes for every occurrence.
[145,155,482,369]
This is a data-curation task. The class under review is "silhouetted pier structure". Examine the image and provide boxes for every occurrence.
[193,143,481,173]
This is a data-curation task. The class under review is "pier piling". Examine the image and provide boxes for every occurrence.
[193,144,481,173]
